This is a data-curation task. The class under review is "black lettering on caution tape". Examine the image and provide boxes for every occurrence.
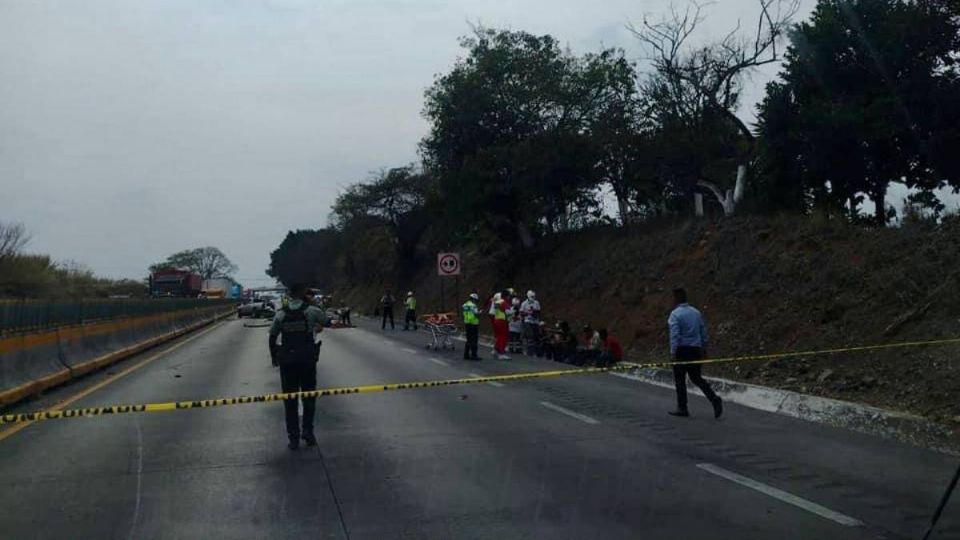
[2,336,959,426]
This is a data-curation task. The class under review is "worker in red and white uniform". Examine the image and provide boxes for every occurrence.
[491,289,511,360]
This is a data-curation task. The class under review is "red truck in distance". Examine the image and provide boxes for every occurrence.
[150,268,203,298]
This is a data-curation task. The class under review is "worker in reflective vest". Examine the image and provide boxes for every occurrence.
[462,293,481,360]
[403,291,418,331]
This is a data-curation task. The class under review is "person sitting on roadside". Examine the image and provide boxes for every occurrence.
[561,324,579,363]
[576,324,601,366]
[542,323,560,361]
[548,321,577,364]
[596,328,624,367]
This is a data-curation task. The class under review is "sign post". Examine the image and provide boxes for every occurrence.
[437,253,461,314]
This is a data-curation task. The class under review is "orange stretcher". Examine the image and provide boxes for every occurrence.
[422,312,458,351]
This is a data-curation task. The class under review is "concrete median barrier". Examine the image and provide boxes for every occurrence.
[69,325,123,376]
[0,332,71,406]
[0,306,234,407]
[113,315,147,349]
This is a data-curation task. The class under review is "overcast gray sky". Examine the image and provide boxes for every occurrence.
[2,0,827,285]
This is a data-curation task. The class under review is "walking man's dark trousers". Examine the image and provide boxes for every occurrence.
[673,345,721,414]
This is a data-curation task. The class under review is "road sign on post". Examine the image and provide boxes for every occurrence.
[437,253,461,276]
[437,252,460,312]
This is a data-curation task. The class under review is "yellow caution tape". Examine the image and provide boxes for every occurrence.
[2,337,959,425]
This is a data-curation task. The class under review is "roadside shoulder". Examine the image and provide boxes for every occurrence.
[613,364,959,455]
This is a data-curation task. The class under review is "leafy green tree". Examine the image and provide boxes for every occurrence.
[0,255,145,298]
[421,28,639,244]
[756,0,960,223]
[0,255,55,297]
[266,229,340,289]
[923,2,960,196]
[582,50,655,224]
[331,166,435,277]
[753,81,815,213]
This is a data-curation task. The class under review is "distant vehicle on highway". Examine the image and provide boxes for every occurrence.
[237,298,273,318]
[201,289,226,299]
[150,268,202,297]
[202,277,242,299]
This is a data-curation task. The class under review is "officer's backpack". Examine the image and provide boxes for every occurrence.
[279,306,315,364]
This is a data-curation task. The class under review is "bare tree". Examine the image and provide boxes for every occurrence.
[630,0,800,215]
[191,246,237,279]
[0,221,30,263]
[153,247,237,279]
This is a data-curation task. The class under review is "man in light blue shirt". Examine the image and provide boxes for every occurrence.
[667,288,722,419]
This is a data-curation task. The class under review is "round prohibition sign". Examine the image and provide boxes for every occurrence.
[439,254,460,275]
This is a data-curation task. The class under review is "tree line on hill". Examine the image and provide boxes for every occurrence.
[269,0,960,289]
[0,222,145,298]
[0,221,240,298]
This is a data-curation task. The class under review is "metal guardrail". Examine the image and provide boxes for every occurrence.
[0,298,237,336]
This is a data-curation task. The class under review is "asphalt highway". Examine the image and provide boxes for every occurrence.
[0,317,957,539]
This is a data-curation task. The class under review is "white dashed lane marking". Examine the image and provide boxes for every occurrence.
[539,401,600,425]
[696,463,864,527]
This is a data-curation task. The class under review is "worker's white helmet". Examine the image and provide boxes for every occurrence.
[527,290,536,299]
[469,292,479,300]
[407,291,413,296]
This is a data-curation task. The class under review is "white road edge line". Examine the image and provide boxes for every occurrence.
[539,401,600,425]
[428,357,450,366]
[696,463,864,527]
[126,421,144,540]
[468,373,505,388]
[401,347,418,354]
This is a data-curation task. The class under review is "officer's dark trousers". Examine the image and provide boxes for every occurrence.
[404,309,417,330]
[673,346,720,412]
[280,361,317,439]
[464,325,479,359]
[382,308,394,329]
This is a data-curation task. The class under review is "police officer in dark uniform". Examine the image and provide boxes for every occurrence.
[269,283,329,450]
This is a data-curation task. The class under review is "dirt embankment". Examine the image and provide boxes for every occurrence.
[338,215,960,425]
